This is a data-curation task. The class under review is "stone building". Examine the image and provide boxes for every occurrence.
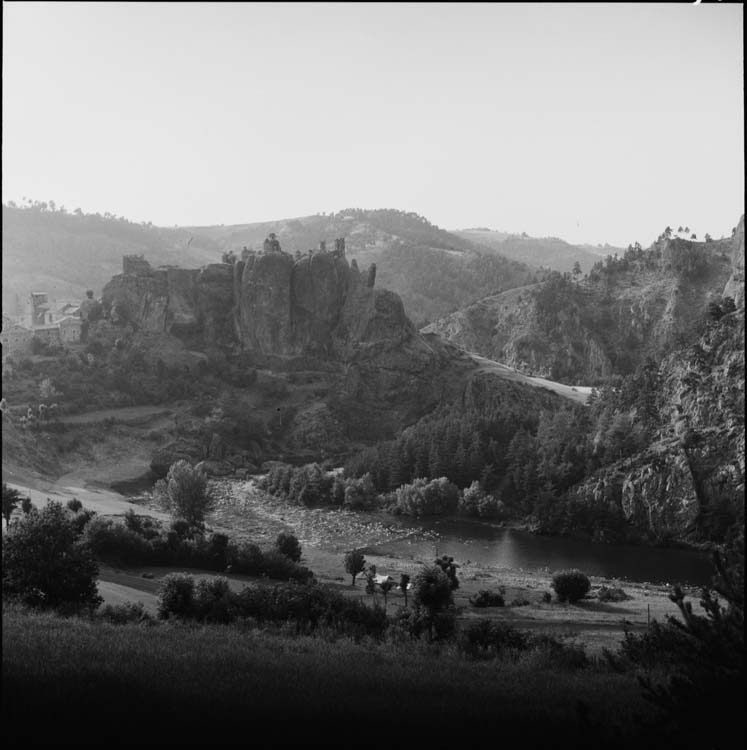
[1,316,34,362]
[58,316,83,343]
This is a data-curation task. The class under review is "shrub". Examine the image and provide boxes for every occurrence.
[552,569,591,603]
[97,601,152,625]
[275,531,302,563]
[192,576,234,623]
[2,483,23,526]
[83,517,152,565]
[259,549,315,583]
[459,620,529,658]
[434,555,459,590]
[157,573,196,619]
[510,597,531,607]
[2,500,102,612]
[469,589,505,608]
[524,634,589,670]
[541,591,552,603]
[597,585,630,603]
[66,498,83,513]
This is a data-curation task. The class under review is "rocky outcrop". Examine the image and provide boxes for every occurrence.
[103,241,418,363]
[569,309,744,543]
[723,214,745,308]
[103,257,235,348]
[425,223,741,383]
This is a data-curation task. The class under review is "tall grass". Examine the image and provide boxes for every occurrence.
[2,604,660,745]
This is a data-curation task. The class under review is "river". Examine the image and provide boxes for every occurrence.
[363,516,715,586]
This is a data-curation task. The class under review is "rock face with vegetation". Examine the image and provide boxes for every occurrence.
[424,221,743,384]
[100,243,478,445]
[568,308,744,543]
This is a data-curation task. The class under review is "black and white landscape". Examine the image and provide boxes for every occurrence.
[2,3,744,746]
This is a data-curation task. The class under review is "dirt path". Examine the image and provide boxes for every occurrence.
[469,353,593,404]
[57,405,175,425]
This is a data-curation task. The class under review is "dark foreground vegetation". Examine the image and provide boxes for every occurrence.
[2,485,744,745]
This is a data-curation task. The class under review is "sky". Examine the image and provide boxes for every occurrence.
[2,2,743,246]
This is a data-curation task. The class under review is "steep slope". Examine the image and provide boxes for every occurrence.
[425,225,741,383]
[569,309,744,544]
[455,229,612,274]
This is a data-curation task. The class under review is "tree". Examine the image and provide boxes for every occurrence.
[2,500,101,611]
[664,226,673,239]
[434,554,460,590]
[154,460,216,529]
[704,233,713,243]
[275,531,302,563]
[413,564,454,640]
[344,549,366,586]
[399,573,411,608]
[21,496,33,514]
[379,577,394,609]
[2,483,23,526]
[572,260,582,281]
[616,527,744,747]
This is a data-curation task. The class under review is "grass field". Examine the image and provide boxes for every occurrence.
[2,604,663,746]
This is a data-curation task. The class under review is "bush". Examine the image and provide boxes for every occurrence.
[157,573,196,619]
[192,576,234,623]
[597,585,630,603]
[83,517,153,565]
[2,483,23,525]
[470,589,505,608]
[275,531,302,563]
[66,498,83,513]
[2,500,102,612]
[97,601,152,625]
[510,597,531,607]
[524,634,589,670]
[259,549,314,583]
[552,569,591,603]
[459,620,529,658]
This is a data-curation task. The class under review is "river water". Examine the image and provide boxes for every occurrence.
[364,516,715,586]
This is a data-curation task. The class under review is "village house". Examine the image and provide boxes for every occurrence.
[1,315,34,362]
[57,315,82,343]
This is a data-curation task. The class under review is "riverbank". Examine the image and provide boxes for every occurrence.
[120,477,695,656]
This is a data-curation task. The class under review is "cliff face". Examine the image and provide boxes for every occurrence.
[104,248,412,359]
[424,225,741,383]
[723,214,745,308]
[101,247,478,444]
[569,311,744,543]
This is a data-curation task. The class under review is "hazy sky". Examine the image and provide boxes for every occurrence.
[2,2,743,246]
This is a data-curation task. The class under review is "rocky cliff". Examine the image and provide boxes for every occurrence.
[723,214,745,308]
[569,310,744,543]
[101,245,479,444]
[424,224,742,383]
[103,246,416,359]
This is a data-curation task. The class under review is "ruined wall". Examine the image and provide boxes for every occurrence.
[103,240,403,359]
